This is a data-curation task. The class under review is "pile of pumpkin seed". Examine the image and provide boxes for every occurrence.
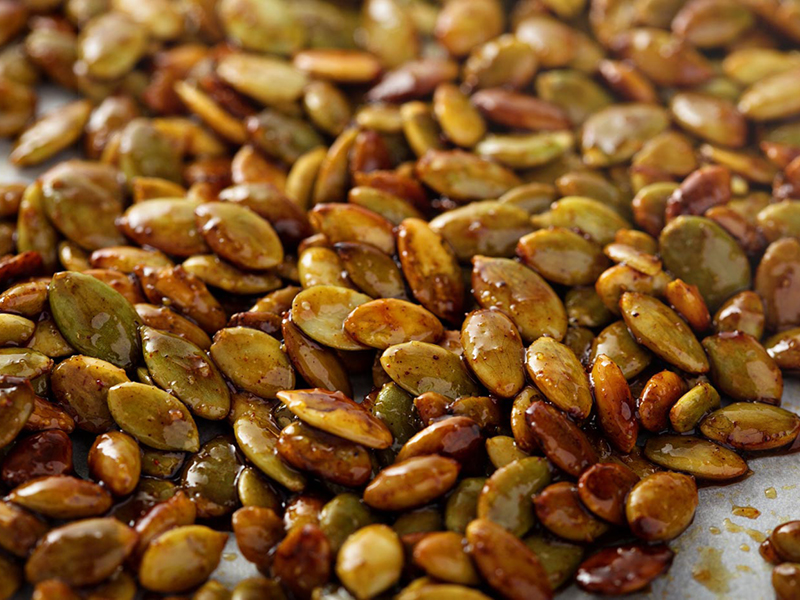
[1,0,800,598]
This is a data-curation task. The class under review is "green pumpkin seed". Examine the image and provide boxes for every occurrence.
[643,435,748,480]
[738,67,800,121]
[10,100,92,167]
[565,287,614,328]
[182,255,282,295]
[48,271,141,369]
[472,256,567,342]
[524,534,584,589]
[660,216,751,311]
[0,381,35,449]
[463,34,538,90]
[444,477,486,534]
[429,201,534,262]
[764,327,800,373]
[756,200,800,243]
[248,109,324,165]
[320,493,378,553]
[620,292,709,374]
[433,83,486,148]
[210,327,295,399]
[217,52,308,106]
[25,312,74,358]
[25,518,137,586]
[517,227,610,286]
[581,103,670,166]
[702,332,783,404]
[51,355,127,433]
[107,382,199,452]
[700,402,800,451]
[416,150,521,202]
[476,131,574,169]
[526,337,593,419]
[218,0,304,55]
[139,525,228,593]
[486,436,530,469]
[532,196,631,246]
[236,466,281,511]
[0,347,53,381]
[292,285,373,351]
[142,326,230,420]
[477,456,552,536]
[713,290,765,338]
[78,12,147,80]
[118,119,182,183]
[0,313,35,346]
[232,395,306,492]
[461,308,525,399]
[381,341,481,400]
[345,299,444,350]
[119,199,208,257]
[182,436,242,518]
[756,238,800,332]
[401,101,445,158]
[335,242,407,299]
[669,382,721,433]
[590,320,652,379]
[141,448,185,480]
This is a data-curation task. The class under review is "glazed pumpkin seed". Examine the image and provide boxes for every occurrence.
[534,482,610,543]
[486,436,529,469]
[210,327,294,399]
[576,462,639,526]
[107,382,199,452]
[345,298,443,350]
[620,292,710,374]
[526,337,593,419]
[319,494,377,554]
[25,518,137,586]
[625,471,698,542]
[217,52,308,106]
[380,341,481,400]
[10,475,112,519]
[364,455,459,511]
[87,431,141,497]
[0,313,35,347]
[231,505,283,573]
[118,119,182,183]
[0,500,48,558]
[135,303,212,350]
[477,456,551,536]
[292,285,372,351]
[277,421,372,487]
[396,416,482,465]
[412,531,479,585]
[738,67,800,121]
[10,100,92,167]
[429,201,533,262]
[182,255,281,295]
[476,131,574,169]
[771,521,800,563]
[272,524,332,598]
[218,0,303,55]
[591,355,638,453]
[336,524,404,600]
[595,264,672,315]
[0,381,35,449]
[232,408,306,493]
[660,216,750,311]
[236,466,280,511]
[461,308,525,398]
[118,199,208,258]
[142,326,230,420]
[0,347,53,386]
[78,12,147,80]
[525,400,597,477]
[141,448,184,480]
[466,518,553,600]
[348,187,422,227]
[310,204,395,256]
[533,197,631,247]
[277,389,392,450]
[397,218,464,323]
[401,101,445,158]
[669,382,721,433]
[282,316,352,396]
[756,238,800,332]
[576,543,674,595]
[334,242,406,299]
[47,271,140,369]
[590,320,652,379]
[644,435,748,480]
[472,256,567,342]
[580,103,670,167]
[195,202,284,271]
[517,227,609,286]
[524,534,584,590]
[565,287,614,329]
[765,327,800,373]
[703,332,782,404]
[638,370,687,432]
[139,525,228,593]
[182,436,242,518]
[416,150,521,202]
[298,246,353,289]
[700,402,800,450]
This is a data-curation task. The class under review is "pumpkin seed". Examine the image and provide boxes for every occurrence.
[345,298,443,350]
[532,196,630,246]
[182,436,242,518]
[142,326,230,420]
[0,381,34,449]
[644,435,748,480]
[51,356,125,432]
[381,341,481,400]
[336,524,403,600]
[10,100,92,167]
[703,332,782,404]
[210,327,295,399]
[107,382,199,452]
[87,431,141,497]
[534,481,610,543]
[700,402,800,451]
[756,238,800,332]
[292,285,372,351]
[625,471,698,542]
[524,534,584,590]
[765,327,800,373]
[525,400,597,477]
[526,337,593,419]
[477,456,551,536]
[518,227,609,286]
[10,475,112,520]
[576,543,674,595]
[620,292,710,374]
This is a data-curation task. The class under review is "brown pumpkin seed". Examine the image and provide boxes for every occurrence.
[591,354,638,453]
[700,402,800,451]
[534,482,610,543]
[336,524,404,600]
[625,471,698,541]
[576,543,674,595]
[364,455,460,511]
[88,431,141,497]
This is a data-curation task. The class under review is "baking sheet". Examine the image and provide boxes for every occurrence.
[2,90,799,600]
